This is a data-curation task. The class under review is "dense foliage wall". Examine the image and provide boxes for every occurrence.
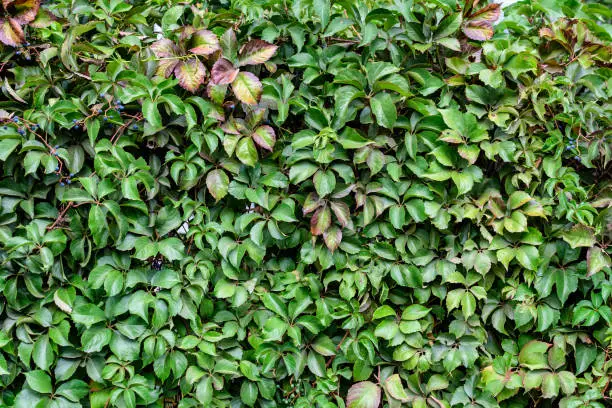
[0,0,611,407]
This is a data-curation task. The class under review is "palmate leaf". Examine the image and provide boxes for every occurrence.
[175,59,206,92]
[151,39,181,77]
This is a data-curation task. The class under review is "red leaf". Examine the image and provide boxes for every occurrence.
[210,58,239,85]
[330,201,351,228]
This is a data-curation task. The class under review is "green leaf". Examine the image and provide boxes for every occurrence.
[518,340,550,370]
[142,99,162,130]
[0,138,21,161]
[384,374,409,402]
[236,137,258,167]
[158,237,185,261]
[313,170,336,197]
[206,169,229,201]
[562,224,596,248]
[32,335,54,371]
[25,370,53,394]
[370,93,397,129]
[72,304,106,327]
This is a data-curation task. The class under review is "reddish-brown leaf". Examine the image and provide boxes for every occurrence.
[323,226,342,252]
[303,193,323,215]
[238,39,278,66]
[0,18,23,46]
[210,58,239,85]
[463,21,494,41]
[175,59,206,93]
[9,0,40,25]
[189,29,220,55]
[252,125,276,151]
[346,381,381,408]
[151,39,180,58]
[330,201,351,228]
[311,206,331,236]
[467,3,501,25]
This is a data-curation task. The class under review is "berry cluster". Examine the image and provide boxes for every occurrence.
[566,136,581,161]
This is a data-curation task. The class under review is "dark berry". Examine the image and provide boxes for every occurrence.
[151,258,163,271]
[54,145,59,149]
[72,119,77,123]
[67,180,71,184]
[25,56,31,61]
[69,173,74,177]
[60,182,65,186]
[13,117,19,122]
[132,125,138,130]
[103,117,108,121]
[55,166,59,171]
[100,93,105,97]
[15,51,21,55]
